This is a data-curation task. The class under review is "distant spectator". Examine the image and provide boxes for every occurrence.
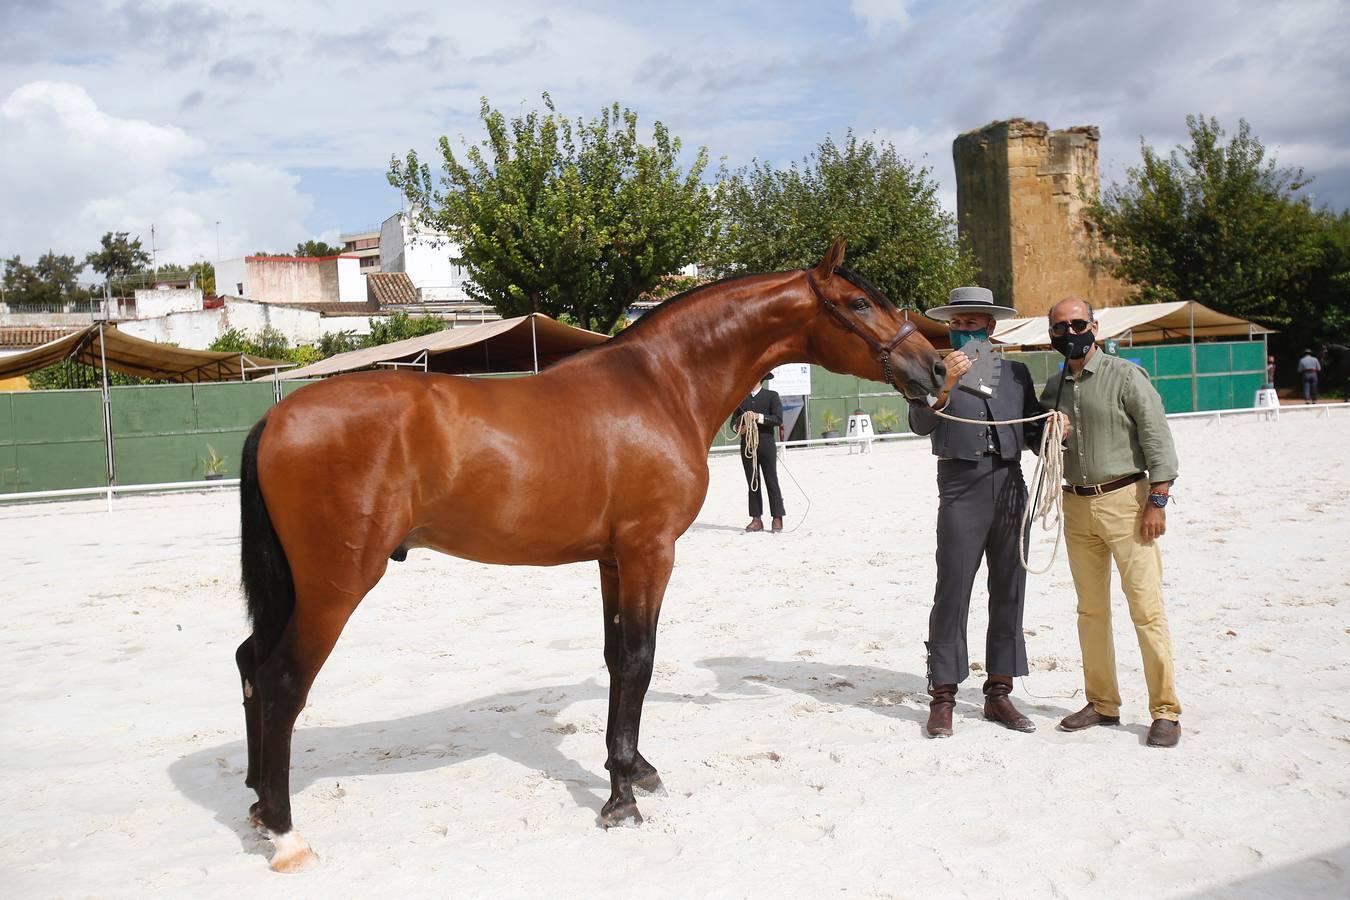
[1298,349,1322,404]
[1265,356,1276,389]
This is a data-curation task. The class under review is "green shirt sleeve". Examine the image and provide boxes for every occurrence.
[1122,365,1180,484]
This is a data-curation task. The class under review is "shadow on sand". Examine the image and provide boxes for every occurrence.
[168,678,690,858]
[695,656,1081,731]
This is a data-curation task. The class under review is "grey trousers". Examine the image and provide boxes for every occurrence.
[925,456,1030,685]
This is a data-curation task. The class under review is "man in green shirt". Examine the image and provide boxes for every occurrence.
[1040,298,1182,748]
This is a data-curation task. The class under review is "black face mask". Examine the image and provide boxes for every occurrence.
[1051,330,1095,359]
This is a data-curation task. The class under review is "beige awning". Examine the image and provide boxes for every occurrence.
[272,312,610,380]
[991,301,1275,348]
[0,323,290,384]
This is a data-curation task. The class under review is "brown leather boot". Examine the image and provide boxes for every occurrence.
[745,517,764,532]
[926,684,957,738]
[983,676,1035,732]
[770,516,784,533]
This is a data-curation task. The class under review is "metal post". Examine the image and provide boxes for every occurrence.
[530,314,539,374]
[1189,301,1198,412]
[97,321,116,506]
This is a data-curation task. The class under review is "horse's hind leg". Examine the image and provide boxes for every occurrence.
[599,560,662,795]
[251,576,377,872]
[235,636,261,793]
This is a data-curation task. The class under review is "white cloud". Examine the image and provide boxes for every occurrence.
[0,82,313,268]
[850,0,912,33]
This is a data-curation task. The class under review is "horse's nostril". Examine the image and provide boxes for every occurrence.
[932,361,947,381]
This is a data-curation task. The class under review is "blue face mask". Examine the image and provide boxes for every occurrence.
[950,328,989,351]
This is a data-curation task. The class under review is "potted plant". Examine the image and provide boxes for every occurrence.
[873,407,900,434]
[820,410,842,439]
[202,445,227,481]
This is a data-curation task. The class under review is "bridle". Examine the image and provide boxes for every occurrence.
[805,269,918,391]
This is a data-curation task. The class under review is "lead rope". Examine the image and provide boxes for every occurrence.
[927,406,1069,574]
[735,410,762,492]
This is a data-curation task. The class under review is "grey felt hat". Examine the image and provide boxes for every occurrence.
[925,286,1017,322]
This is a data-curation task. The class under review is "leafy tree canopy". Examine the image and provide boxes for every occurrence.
[389,93,716,333]
[294,240,345,257]
[2,252,91,306]
[87,231,151,286]
[1087,115,1322,322]
[708,130,978,311]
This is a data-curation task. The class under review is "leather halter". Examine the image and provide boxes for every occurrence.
[805,269,918,391]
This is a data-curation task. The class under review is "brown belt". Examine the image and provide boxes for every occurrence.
[1063,472,1144,496]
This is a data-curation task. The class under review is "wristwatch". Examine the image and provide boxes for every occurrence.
[1147,492,1170,508]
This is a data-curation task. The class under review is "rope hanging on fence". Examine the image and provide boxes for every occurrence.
[928,406,1069,573]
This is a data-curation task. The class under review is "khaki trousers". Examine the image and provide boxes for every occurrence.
[1063,481,1181,721]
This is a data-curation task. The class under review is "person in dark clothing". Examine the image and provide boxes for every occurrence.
[908,287,1045,738]
[732,372,785,533]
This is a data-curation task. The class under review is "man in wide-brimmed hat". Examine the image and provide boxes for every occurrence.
[731,371,785,533]
[908,286,1044,738]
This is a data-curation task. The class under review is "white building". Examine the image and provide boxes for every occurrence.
[378,211,471,303]
[215,254,365,305]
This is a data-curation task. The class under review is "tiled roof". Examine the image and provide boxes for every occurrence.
[0,326,81,350]
[366,272,420,307]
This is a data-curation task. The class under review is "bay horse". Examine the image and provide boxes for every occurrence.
[235,239,944,871]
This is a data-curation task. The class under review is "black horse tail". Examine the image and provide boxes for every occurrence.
[240,415,294,659]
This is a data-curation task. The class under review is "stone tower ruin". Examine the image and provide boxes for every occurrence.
[953,119,1131,317]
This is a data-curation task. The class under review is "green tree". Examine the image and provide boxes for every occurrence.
[1086,115,1322,321]
[318,329,364,357]
[86,231,151,290]
[155,261,216,294]
[709,131,977,311]
[2,253,91,306]
[365,310,444,346]
[389,93,716,333]
[294,240,345,257]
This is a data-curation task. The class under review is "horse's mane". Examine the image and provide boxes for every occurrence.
[555,263,900,368]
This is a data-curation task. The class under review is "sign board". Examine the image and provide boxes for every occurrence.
[771,363,811,397]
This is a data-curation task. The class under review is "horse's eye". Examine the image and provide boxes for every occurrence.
[851,297,870,311]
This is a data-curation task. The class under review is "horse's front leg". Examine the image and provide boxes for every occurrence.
[599,540,674,827]
[599,560,662,795]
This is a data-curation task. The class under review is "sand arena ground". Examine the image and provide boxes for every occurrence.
[2,411,1348,898]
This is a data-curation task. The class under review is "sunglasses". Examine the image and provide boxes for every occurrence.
[1050,319,1093,337]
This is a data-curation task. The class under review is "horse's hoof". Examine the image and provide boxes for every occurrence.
[599,799,643,829]
[269,830,319,873]
[634,772,666,797]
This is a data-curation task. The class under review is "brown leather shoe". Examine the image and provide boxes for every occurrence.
[745,517,764,532]
[982,676,1035,733]
[1059,703,1121,732]
[926,684,957,738]
[1146,719,1180,748]
[770,516,784,533]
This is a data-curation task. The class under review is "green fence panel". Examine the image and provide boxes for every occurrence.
[7,390,106,492]
[281,379,320,397]
[113,429,252,484]
[1153,345,1193,377]
[1196,343,1233,375]
[194,382,276,430]
[1231,342,1265,372]
[1116,347,1156,377]
[1232,373,1266,406]
[0,394,15,489]
[1196,375,1233,411]
[111,385,196,435]
[1153,377,1193,413]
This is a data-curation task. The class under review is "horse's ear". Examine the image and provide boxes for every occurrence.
[813,238,846,280]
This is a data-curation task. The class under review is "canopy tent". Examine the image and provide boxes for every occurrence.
[273,312,610,380]
[990,301,1275,349]
[0,322,290,385]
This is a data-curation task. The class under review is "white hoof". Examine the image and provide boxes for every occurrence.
[268,829,319,873]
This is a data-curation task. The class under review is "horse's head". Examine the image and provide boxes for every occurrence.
[801,239,945,400]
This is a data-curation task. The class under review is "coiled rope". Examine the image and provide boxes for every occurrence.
[735,410,763,492]
[929,406,1069,573]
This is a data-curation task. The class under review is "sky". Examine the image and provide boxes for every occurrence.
[2,0,1348,274]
